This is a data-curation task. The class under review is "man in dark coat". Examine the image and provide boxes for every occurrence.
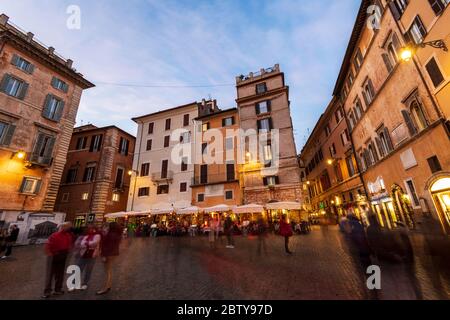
[1,225,20,259]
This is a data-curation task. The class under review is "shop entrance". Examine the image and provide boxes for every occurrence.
[430,177,450,234]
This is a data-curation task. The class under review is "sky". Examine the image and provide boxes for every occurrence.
[1,0,360,151]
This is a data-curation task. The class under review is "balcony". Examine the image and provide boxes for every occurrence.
[191,173,237,186]
[151,171,174,184]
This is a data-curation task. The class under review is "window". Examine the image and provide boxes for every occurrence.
[263,143,273,166]
[66,168,78,184]
[0,121,16,146]
[138,187,149,197]
[225,190,233,200]
[180,182,187,193]
[409,16,427,44]
[354,98,364,119]
[181,157,188,172]
[146,139,153,151]
[329,143,336,157]
[427,156,442,173]
[42,94,65,121]
[112,193,120,202]
[256,101,271,115]
[119,137,130,155]
[362,79,375,107]
[180,131,191,144]
[346,156,355,177]
[409,100,428,132]
[264,176,279,186]
[165,118,171,131]
[30,132,56,165]
[62,193,70,202]
[197,193,205,202]
[405,179,420,208]
[368,143,378,165]
[183,114,190,126]
[353,48,364,72]
[76,137,87,150]
[81,192,89,200]
[202,142,208,155]
[376,126,394,157]
[89,134,103,152]
[226,162,235,181]
[383,34,401,74]
[340,129,350,146]
[335,107,344,123]
[390,0,409,19]
[425,57,445,88]
[257,118,272,132]
[51,77,69,93]
[202,123,210,132]
[141,163,150,177]
[256,82,267,94]
[325,125,331,137]
[115,167,124,189]
[334,163,343,183]
[161,160,169,179]
[11,55,34,74]
[428,0,449,16]
[348,70,354,87]
[19,177,42,194]
[164,135,170,148]
[83,165,96,182]
[157,185,169,195]
[222,117,234,127]
[348,112,356,131]
[225,137,234,150]
[200,165,208,184]
[0,74,28,99]
[148,122,154,134]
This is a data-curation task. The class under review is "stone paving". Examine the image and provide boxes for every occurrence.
[0,226,448,300]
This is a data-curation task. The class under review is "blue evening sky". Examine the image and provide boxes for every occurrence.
[1,0,360,150]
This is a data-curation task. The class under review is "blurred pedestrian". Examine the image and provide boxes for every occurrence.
[1,225,20,259]
[72,224,101,291]
[42,222,74,298]
[280,215,293,255]
[96,222,122,295]
[256,217,268,256]
[224,216,235,249]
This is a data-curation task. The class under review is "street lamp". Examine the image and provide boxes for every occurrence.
[400,39,448,63]
[11,150,26,160]
[327,159,334,165]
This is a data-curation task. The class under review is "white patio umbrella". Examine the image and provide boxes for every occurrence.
[234,204,264,214]
[104,211,127,218]
[177,206,202,215]
[203,204,233,213]
[265,201,302,210]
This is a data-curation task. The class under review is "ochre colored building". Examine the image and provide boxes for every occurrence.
[54,125,135,225]
[0,14,94,223]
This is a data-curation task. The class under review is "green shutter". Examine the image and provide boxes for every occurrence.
[42,136,56,165]
[51,77,58,88]
[1,124,16,146]
[63,83,69,93]
[42,94,52,119]
[384,127,394,152]
[26,63,35,74]
[30,133,45,163]
[34,180,42,194]
[402,110,418,136]
[17,82,28,100]
[54,100,65,121]
[19,177,27,193]
[0,74,11,93]
[11,54,20,66]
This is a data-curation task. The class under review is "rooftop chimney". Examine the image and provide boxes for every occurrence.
[26,32,34,42]
[48,46,55,55]
[0,14,9,26]
[66,59,73,68]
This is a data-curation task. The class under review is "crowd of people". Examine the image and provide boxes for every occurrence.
[42,221,122,299]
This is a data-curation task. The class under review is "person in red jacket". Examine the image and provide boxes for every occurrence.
[42,222,74,298]
[279,215,293,255]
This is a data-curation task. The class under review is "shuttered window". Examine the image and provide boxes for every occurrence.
[164,135,170,148]
[183,114,190,126]
[425,57,445,88]
[51,77,69,93]
[89,134,103,152]
[146,139,152,151]
[11,54,34,74]
[428,0,449,15]
[0,74,28,100]
[256,101,271,115]
[119,137,130,155]
[138,187,149,197]
[148,122,154,134]
[42,94,65,121]
[165,118,171,131]
[427,156,442,173]
[0,121,16,146]
[222,117,235,127]
[401,110,418,137]
[409,16,427,44]
[30,132,56,166]
[141,163,150,177]
[19,177,42,194]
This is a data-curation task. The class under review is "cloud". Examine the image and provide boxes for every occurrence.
[1,0,360,149]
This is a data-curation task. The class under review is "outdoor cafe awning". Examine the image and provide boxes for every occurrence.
[265,201,302,211]
[177,206,202,215]
[234,204,264,214]
[104,211,151,218]
[203,204,233,213]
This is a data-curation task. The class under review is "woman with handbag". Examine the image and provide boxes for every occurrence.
[76,224,101,291]
[279,215,293,255]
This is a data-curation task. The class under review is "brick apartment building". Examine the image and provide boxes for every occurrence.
[54,124,135,225]
[235,64,302,205]
[0,14,94,224]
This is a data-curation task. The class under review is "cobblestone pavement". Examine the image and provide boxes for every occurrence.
[0,226,448,300]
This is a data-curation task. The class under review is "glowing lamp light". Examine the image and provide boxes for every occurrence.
[128,170,133,176]
[306,181,310,185]
[400,47,413,62]
[327,159,334,165]
[16,151,26,159]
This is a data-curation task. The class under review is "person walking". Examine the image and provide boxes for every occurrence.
[96,222,122,295]
[224,216,235,249]
[280,215,293,255]
[1,225,20,259]
[42,222,74,298]
[257,217,268,256]
[73,224,101,291]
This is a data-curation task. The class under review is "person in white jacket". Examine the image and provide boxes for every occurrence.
[73,224,101,291]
